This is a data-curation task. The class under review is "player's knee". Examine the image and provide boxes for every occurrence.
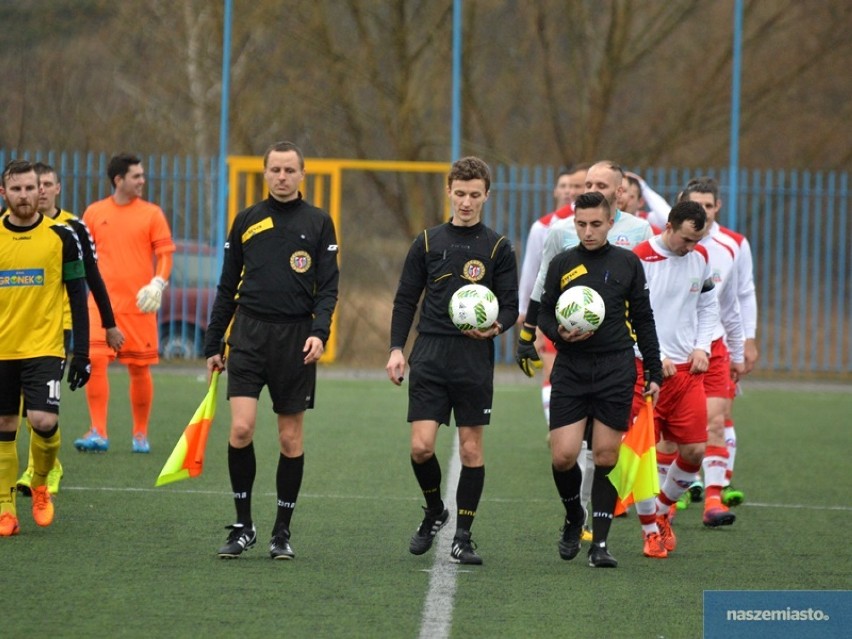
[90,355,111,372]
[278,434,303,457]
[551,449,578,472]
[229,421,254,446]
[679,443,705,466]
[410,440,435,464]
[657,439,677,455]
[29,414,58,432]
[706,416,726,444]
[458,442,483,467]
[593,448,618,467]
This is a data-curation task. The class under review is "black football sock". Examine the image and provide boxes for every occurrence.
[455,465,484,534]
[273,453,304,534]
[591,464,617,546]
[552,463,584,524]
[228,442,256,526]
[411,454,444,513]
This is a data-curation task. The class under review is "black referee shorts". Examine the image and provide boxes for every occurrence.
[407,334,494,427]
[226,313,316,415]
[549,348,636,432]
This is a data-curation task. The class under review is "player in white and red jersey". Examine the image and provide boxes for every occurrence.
[631,200,719,558]
[679,178,756,515]
[664,182,746,526]
[517,164,587,419]
[638,177,758,510]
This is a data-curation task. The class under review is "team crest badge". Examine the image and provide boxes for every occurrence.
[290,250,311,273]
[462,259,486,282]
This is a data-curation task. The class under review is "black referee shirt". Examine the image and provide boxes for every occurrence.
[538,241,663,387]
[205,195,339,356]
[390,221,519,348]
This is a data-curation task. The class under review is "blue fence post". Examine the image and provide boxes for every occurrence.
[841,172,850,370]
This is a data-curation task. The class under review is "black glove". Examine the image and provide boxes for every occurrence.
[67,356,91,391]
[516,326,542,378]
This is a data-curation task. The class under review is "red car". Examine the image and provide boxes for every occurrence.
[158,240,219,359]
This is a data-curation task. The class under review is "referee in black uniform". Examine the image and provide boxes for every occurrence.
[386,156,519,565]
[205,141,339,560]
[538,191,662,568]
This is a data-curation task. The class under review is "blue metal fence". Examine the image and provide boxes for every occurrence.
[2,149,850,375]
[486,165,852,376]
[0,149,219,359]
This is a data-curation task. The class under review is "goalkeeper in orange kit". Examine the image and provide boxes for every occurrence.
[73,153,175,454]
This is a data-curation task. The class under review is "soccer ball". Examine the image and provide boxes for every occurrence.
[555,286,605,334]
[449,284,499,331]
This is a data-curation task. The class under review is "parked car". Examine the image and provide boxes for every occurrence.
[158,240,219,359]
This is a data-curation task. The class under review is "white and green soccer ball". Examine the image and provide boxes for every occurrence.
[449,284,499,331]
[555,285,605,334]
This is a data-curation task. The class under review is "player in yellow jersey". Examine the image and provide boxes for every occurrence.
[74,153,174,454]
[0,160,90,537]
[13,163,124,495]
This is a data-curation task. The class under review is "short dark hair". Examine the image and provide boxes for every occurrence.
[2,159,35,187]
[447,156,491,192]
[624,174,642,193]
[263,141,305,169]
[574,191,610,217]
[107,153,142,188]
[556,163,590,180]
[678,176,720,202]
[33,161,59,182]
[668,200,707,232]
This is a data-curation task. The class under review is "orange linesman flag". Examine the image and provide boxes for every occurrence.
[608,394,659,512]
[155,370,220,487]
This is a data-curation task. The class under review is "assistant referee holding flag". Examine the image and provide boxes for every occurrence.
[205,141,339,560]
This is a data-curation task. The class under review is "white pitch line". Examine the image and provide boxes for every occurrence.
[417,436,461,639]
[741,501,852,512]
[57,486,852,512]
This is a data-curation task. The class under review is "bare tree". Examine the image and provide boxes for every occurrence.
[3,0,851,173]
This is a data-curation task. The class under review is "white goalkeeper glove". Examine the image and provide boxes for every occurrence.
[136,277,167,313]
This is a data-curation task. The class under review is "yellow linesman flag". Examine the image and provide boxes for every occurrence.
[155,371,220,487]
[608,394,660,508]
